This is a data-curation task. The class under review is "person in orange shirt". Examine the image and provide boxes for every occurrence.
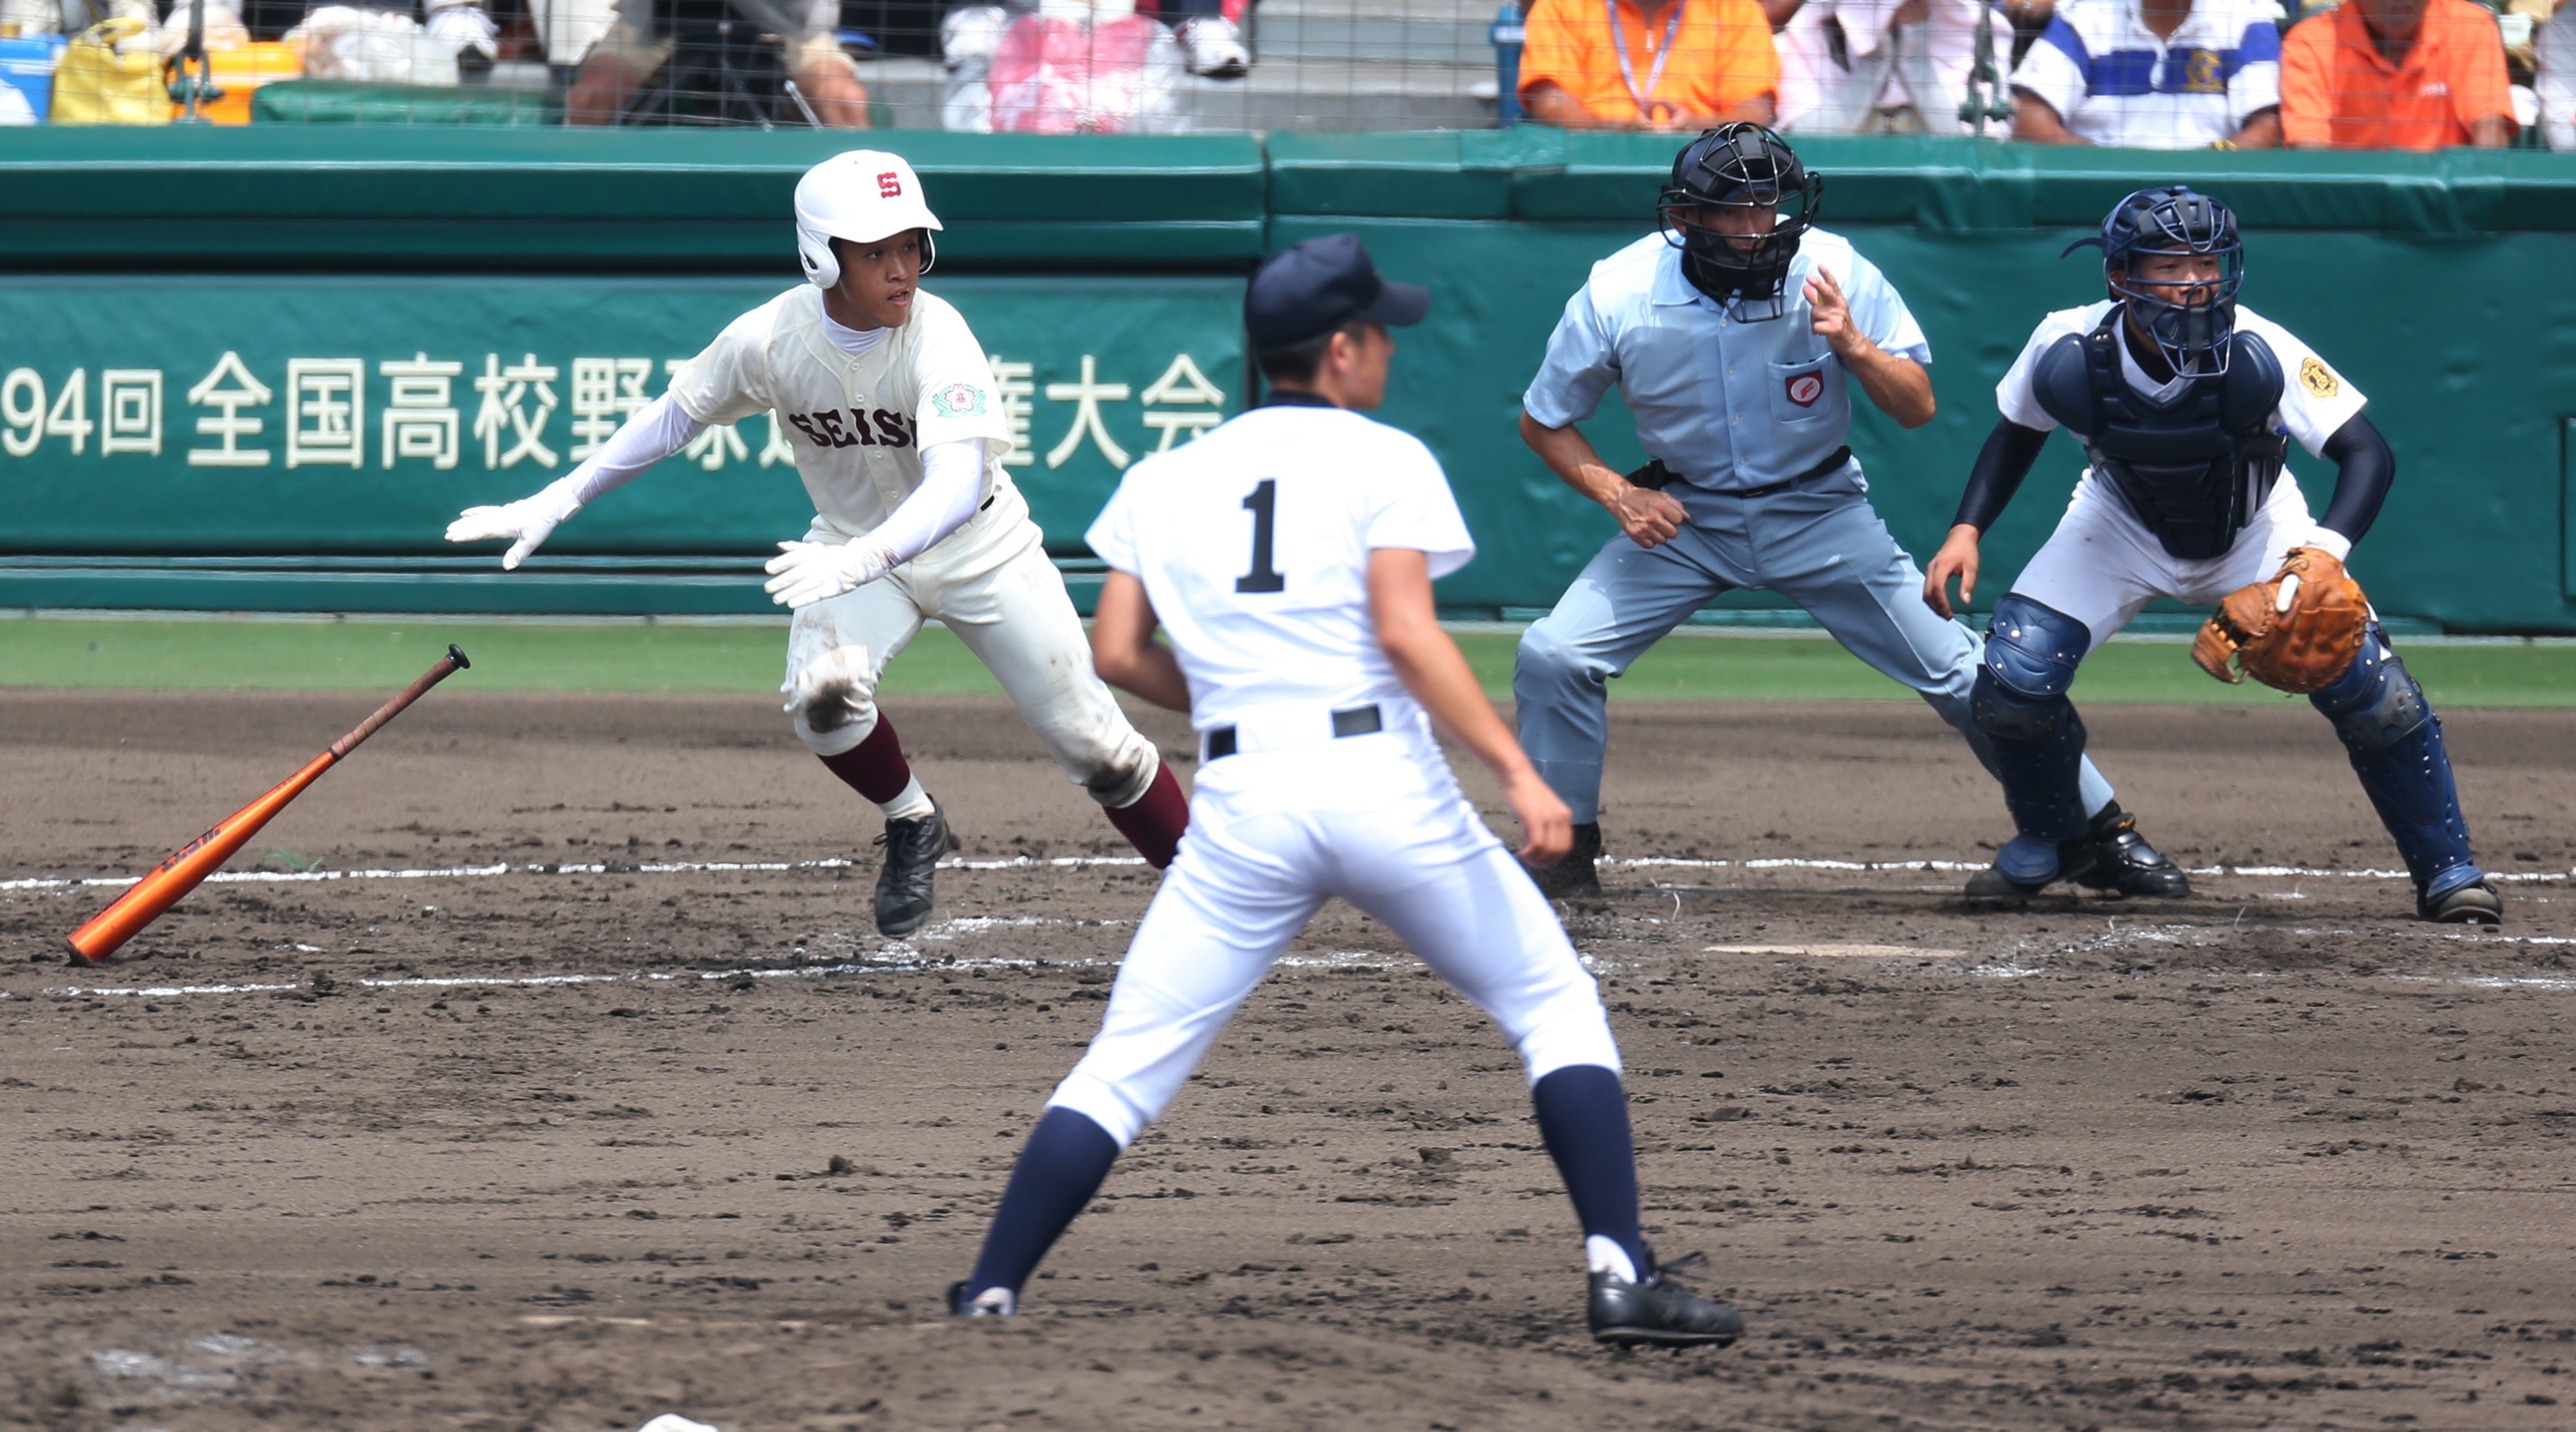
[1519,0,1783,129]
[2280,0,2514,148]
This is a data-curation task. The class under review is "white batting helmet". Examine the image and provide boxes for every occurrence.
[795,150,943,290]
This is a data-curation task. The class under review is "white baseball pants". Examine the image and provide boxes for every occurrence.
[1045,699,1623,1148]
[2009,471,2340,647]
[784,493,1160,808]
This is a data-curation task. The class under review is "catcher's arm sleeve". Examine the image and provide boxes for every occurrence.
[2313,414,2393,558]
[1950,419,2052,532]
[563,393,707,506]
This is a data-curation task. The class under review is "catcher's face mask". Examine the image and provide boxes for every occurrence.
[1659,123,1823,322]
[2072,185,2244,378]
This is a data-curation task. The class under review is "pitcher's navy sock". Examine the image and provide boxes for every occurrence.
[961,1106,1123,1298]
[1531,1064,1652,1280]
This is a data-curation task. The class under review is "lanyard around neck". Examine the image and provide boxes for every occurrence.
[1609,0,1687,119]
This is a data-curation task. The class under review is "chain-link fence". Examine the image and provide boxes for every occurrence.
[0,0,2561,145]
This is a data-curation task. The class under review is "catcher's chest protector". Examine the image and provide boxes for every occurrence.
[2032,315,2289,561]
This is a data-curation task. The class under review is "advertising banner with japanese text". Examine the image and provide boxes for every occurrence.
[0,274,1243,558]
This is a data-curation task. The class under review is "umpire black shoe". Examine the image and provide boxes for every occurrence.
[2070,801,2190,898]
[875,802,960,939]
[2419,879,2503,925]
[1529,822,1604,899]
[1589,1254,1743,1348]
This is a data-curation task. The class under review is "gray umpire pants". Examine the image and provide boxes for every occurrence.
[1512,462,2116,826]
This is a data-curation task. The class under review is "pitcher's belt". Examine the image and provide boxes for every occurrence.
[1203,703,1383,763]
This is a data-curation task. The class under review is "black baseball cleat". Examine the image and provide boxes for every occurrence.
[947,1280,1013,1317]
[2069,801,2190,898]
[1528,821,1604,899]
[875,802,960,938]
[2419,879,2502,925]
[1588,1254,1744,1348]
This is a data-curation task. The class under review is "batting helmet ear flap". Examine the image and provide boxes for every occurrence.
[799,220,840,290]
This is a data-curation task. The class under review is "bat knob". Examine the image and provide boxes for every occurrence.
[447,643,471,671]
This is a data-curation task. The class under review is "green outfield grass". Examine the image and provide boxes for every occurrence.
[5,616,2576,707]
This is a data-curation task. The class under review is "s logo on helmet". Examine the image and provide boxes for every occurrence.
[1786,373,1824,407]
[878,171,903,198]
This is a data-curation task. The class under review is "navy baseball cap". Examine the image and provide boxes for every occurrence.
[1244,234,1431,351]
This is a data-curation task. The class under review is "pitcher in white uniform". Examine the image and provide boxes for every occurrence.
[446,151,1191,939]
[944,234,1746,1348]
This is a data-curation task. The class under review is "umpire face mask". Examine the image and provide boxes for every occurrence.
[1659,124,1823,321]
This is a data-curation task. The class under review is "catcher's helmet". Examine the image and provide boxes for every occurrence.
[1658,124,1822,321]
[2070,186,2243,377]
[795,150,942,290]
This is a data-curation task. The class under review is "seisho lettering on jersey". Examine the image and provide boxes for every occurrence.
[786,407,916,449]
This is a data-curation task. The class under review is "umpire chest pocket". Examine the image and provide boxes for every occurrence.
[1765,355,1839,425]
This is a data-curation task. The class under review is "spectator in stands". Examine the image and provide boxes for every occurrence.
[2007,0,2282,147]
[1517,0,1780,129]
[2539,0,2575,150]
[1774,0,1996,135]
[567,0,869,126]
[2279,0,2513,147]
[943,0,1250,83]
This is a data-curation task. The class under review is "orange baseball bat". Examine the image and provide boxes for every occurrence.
[66,644,471,965]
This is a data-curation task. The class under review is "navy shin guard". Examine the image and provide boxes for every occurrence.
[2312,631,2482,899]
[1972,596,2095,876]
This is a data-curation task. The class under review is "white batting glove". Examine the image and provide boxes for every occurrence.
[446,475,587,571]
[762,537,897,610]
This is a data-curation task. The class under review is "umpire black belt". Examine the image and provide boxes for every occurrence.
[1635,446,1853,500]
[1202,704,1382,763]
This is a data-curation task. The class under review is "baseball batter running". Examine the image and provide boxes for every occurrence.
[946,234,1745,1348]
[446,150,1190,937]
[1513,124,2185,903]
[1921,186,2501,924]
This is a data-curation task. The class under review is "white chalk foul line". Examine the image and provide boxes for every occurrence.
[7,853,2570,898]
[0,853,1148,893]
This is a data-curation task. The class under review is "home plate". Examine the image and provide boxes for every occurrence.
[1705,943,1968,960]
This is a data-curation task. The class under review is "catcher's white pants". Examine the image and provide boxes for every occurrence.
[785,492,1159,808]
[1043,699,1622,1148]
[2007,471,2340,650]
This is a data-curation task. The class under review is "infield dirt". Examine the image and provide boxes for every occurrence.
[5,690,2574,1431]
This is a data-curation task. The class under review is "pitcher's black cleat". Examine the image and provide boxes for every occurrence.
[2069,801,2190,898]
[1588,1254,1744,1348]
[875,802,960,938]
[2419,879,2501,925]
[947,1280,1012,1317]
[1528,821,1604,899]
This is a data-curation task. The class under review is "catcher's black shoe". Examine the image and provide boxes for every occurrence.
[2070,801,2190,898]
[1589,1254,1743,1348]
[1528,821,1604,899]
[2419,879,2502,925]
[875,802,960,939]
[947,1280,1012,1317]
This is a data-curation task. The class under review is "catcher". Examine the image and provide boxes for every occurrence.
[1920,186,2499,924]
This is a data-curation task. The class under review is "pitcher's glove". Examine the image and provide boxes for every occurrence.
[2191,547,2369,693]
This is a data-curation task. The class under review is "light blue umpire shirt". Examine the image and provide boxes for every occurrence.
[1521,229,1931,493]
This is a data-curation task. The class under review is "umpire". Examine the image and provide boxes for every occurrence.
[1511,124,2183,901]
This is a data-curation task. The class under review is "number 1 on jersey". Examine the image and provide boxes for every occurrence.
[1235,478,1285,594]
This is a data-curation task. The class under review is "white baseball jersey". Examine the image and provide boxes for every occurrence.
[1997,303,2365,646]
[1996,301,2365,461]
[667,285,1016,543]
[1048,395,1618,1152]
[1084,400,1475,734]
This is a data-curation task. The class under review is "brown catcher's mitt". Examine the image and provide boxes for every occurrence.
[2191,547,2370,693]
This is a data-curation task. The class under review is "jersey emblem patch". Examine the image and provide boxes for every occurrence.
[1785,372,1824,408]
[2299,357,2340,399]
[930,384,987,418]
